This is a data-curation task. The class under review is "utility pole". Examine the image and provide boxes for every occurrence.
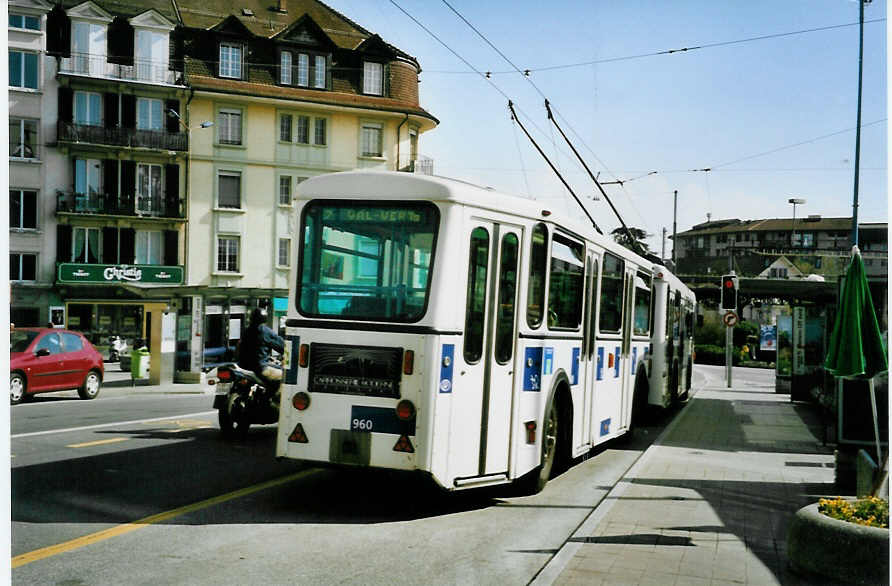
[852,0,871,247]
[661,227,667,261]
[672,190,678,265]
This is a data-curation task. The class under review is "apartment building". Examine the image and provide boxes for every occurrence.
[10,0,437,381]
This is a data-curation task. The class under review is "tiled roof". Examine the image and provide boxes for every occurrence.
[187,72,438,122]
[676,217,885,236]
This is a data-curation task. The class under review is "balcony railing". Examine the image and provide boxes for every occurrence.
[59,53,181,85]
[56,190,185,219]
[398,155,434,175]
[58,121,188,151]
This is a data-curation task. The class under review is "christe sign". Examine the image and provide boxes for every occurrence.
[58,263,183,284]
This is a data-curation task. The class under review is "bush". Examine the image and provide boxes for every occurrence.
[819,496,889,529]
[694,344,741,365]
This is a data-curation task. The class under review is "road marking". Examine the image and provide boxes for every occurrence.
[12,468,319,569]
[66,437,131,449]
[12,411,217,439]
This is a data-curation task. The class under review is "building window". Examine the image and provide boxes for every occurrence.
[279,176,292,205]
[136,163,163,213]
[9,50,38,89]
[297,115,309,144]
[135,29,168,82]
[217,236,239,272]
[361,122,383,157]
[363,61,383,95]
[9,14,40,30]
[75,159,102,197]
[10,190,37,229]
[10,253,37,281]
[72,21,106,74]
[279,114,292,142]
[218,172,241,208]
[297,53,309,86]
[219,44,242,79]
[137,97,163,130]
[135,230,163,264]
[72,227,102,263]
[314,55,326,88]
[314,118,327,146]
[74,91,102,126]
[280,51,292,85]
[278,238,290,267]
[217,108,242,145]
[9,118,37,158]
[769,267,788,279]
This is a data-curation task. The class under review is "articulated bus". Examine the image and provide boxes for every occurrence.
[277,171,695,492]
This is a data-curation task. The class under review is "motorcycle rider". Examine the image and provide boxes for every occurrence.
[238,307,284,385]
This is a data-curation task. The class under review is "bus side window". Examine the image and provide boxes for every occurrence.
[526,223,548,328]
[547,234,584,329]
[463,227,490,363]
[598,252,624,332]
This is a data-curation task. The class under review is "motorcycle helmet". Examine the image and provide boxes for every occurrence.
[251,307,267,326]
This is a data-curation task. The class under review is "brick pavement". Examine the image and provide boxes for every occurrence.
[536,375,842,586]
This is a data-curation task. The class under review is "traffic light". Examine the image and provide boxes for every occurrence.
[720,274,737,310]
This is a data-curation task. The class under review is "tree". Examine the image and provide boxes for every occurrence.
[611,227,650,253]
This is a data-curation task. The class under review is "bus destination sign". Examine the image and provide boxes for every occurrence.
[324,208,424,224]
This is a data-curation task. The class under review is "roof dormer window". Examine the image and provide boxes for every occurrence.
[362,61,383,96]
[220,43,242,79]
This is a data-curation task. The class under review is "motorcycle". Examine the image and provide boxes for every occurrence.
[108,336,129,363]
[210,360,281,438]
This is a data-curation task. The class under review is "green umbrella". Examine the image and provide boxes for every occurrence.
[825,246,887,466]
[825,246,887,378]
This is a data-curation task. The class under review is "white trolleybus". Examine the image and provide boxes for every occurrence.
[277,171,695,492]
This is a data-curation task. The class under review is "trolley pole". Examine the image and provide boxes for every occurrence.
[672,190,678,266]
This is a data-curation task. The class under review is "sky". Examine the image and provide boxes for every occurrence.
[325,0,887,252]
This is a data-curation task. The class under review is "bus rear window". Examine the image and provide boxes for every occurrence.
[298,201,439,321]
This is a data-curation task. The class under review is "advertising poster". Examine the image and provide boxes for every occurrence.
[759,325,777,351]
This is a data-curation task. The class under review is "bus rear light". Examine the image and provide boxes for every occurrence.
[396,400,415,421]
[608,353,615,368]
[217,369,232,381]
[207,379,216,386]
[393,435,414,453]
[292,392,310,411]
[299,344,309,368]
[525,421,537,444]
[403,350,414,375]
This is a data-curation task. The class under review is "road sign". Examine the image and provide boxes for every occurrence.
[723,311,739,327]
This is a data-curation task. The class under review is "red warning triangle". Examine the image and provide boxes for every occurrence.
[288,423,308,443]
[393,434,414,453]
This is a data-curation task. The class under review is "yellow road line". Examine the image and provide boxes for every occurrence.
[12,469,317,569]
[66,437,131,449]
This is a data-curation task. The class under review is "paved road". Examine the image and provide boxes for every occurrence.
[10,368,710,585]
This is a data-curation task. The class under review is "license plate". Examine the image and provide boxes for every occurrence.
[350,405,415,436]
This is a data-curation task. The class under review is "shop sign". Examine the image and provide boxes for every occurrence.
[58,263,184,284]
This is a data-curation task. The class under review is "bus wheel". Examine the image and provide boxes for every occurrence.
[624,373,648,441]
[518,394,561,495]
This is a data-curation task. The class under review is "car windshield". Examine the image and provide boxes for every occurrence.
[298,201,439,321]
[11,330,39,352]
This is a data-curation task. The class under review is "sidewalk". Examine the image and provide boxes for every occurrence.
[538,370,840,586]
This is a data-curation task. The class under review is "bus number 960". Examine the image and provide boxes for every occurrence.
[352,418,373,432]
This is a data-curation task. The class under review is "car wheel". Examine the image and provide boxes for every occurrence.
[10,373,26,405]
[78,370,102,400]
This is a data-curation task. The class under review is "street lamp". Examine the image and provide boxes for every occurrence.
[788,198,806,248]
[167,109,213,130]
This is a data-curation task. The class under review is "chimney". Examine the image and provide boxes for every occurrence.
[277,0,287,12]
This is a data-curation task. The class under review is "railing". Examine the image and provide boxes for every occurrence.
[398,155,434,175]
[56,190,185,219]
[59,53,181,85]
[58,121,188,151]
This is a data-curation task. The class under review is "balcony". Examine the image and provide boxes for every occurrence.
[56,190,185,219]
[58,121,188,151]
[398,155,434,175]
[59,53,182,86]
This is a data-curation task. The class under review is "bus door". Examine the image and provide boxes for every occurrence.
[458,220,523,479]
[579,253,599,449]
[620,271,636,428]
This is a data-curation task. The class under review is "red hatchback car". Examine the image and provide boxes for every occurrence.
[10,328,105,404]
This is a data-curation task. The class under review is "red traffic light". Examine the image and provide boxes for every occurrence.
[723,278,734,288]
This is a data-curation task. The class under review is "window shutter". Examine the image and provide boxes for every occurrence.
[165,100,180,133]
[104,93,118,129]
[57,225,72,263]
[121,94,136,129]
[103,159,118,199]
[384,62,390,97]
[165,164,179,216]
[46,7,71,57]
[102,227,118,264]
[59,87,73,123]
[164,230,179,266]
[120,228,135,264]
[120,161,136,211]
